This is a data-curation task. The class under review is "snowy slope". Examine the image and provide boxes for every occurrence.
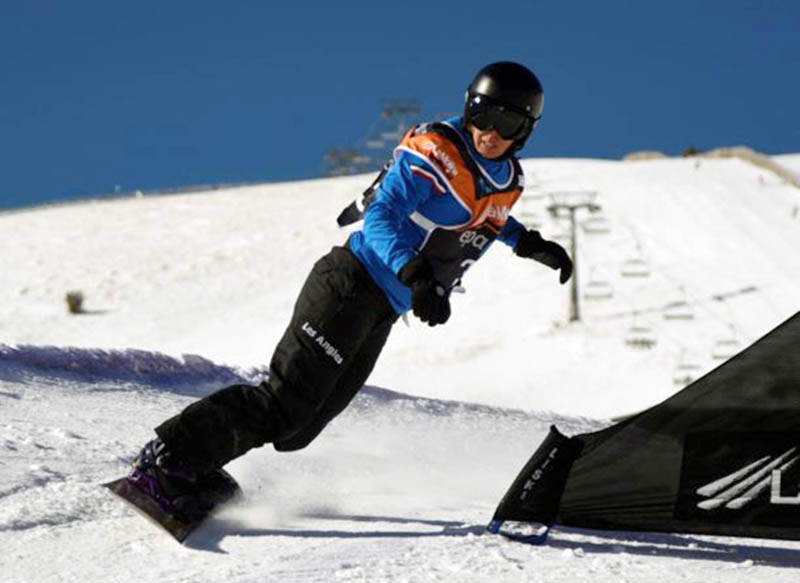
[2,156,799,417]
[774,153,800,180]
[4,347,800,583]
[2,154,800,582]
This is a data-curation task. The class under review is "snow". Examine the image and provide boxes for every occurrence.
[2,154,800,582]
[774,153,800,181]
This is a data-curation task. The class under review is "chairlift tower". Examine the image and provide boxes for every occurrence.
[324,99,423,177]
[546,191,601,322]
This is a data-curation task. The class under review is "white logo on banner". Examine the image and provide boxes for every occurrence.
[696,447,800,510]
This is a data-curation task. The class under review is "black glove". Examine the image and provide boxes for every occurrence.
[398,255,451,326]
[514,229,573,284]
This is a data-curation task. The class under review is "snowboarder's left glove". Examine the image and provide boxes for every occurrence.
[514,229,573,284]
[398,255,451,327]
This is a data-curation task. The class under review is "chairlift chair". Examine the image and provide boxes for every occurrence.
[672,347,704,386]
[711,338,742,361]
[583,280,613,300]
[672,361,703,387]
[624,325,657,350]
[663,301,694,320]
[620,258,651,278]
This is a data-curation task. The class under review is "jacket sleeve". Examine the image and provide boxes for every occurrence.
[497,214,526,249]
[362,151,438,274]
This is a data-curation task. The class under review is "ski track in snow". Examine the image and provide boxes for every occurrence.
[2,347,800,582]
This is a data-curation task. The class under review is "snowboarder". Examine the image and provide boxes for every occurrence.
[125,61,573,522]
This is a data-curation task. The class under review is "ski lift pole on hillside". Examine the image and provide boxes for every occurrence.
[546,191,601,322]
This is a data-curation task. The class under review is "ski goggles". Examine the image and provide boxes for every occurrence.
[467,96,539,140]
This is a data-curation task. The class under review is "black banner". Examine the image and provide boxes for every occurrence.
[492,312,800,541]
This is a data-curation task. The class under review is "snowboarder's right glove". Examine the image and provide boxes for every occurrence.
[398,255,451,327]
[514,229,573,284]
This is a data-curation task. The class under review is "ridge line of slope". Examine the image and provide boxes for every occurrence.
[0,344,599,429]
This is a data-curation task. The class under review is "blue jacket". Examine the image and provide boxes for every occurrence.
[343,117,527,314]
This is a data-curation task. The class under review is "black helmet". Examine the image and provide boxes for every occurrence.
[464,61,544,155]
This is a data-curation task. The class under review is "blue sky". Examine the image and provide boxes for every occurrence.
[1,1,798,209]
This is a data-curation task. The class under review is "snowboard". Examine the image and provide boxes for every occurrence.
[104,469,241,543]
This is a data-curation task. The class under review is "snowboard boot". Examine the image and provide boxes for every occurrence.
[127,438,236,521]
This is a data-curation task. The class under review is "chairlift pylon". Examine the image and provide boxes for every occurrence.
[325,99,422,177]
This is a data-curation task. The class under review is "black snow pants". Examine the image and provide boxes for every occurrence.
[154,245,398,472]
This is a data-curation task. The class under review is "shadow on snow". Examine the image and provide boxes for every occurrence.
[184,512,487,553]
[187,513,800,569]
